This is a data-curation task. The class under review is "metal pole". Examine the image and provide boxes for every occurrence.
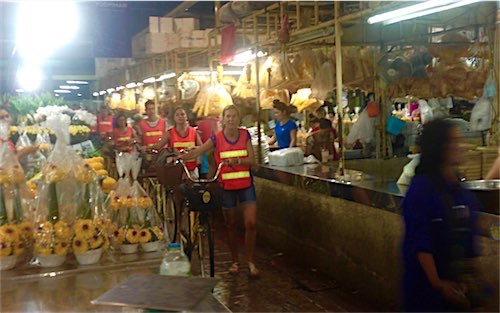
[254,15,263,165]
[334,1,345,177]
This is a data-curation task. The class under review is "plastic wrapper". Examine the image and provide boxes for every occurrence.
[292,50,324,81]
[347,108,376,145]
[0,121,35,268]
[291,88,323,112]
[193,84,233,118]
[470,98,492,132]
[311,61,335,101]
[260,89,290,110]
[233,64,257,99]
[268,148,304,167]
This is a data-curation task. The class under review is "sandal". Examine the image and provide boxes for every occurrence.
[229,262,239,274]
[248,262,259,277]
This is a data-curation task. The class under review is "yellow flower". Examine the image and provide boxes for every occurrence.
[54,221,72,241]
[72,236,89,254]
[37,221,53,233]
[54,241,69,256]
[151,226,164,241]
[138,229,152,243]
[125,228,139,244]
[13,241,25,256]
[102,236,110,250]
[89,235,104,250]
[0,242,12,257]
[35,242,52,256]
[18,221,33,240]
[0,225,19,243]
[112,228,124,244]
[73,219,94,240]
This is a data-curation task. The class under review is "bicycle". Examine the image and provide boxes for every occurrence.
[176,159,224,278]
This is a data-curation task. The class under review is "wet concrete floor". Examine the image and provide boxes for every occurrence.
[193,211,384,312]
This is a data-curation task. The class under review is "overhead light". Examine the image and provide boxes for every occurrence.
[368,0,481,25]
[55,94,60,97]
[77,93,82,96]
[66,80,88,85]
[92,92,99,97]
[116,86,125,91]
[136,82,144,86]
[157,73,176,81]
[17,64,42,92]
[227,49,267,66]
[54,89,71,93]
[126,82,137,88]
[106,88,115,93]
[99,90,106,95]
[143,77,156,84]
[59,85,80,90]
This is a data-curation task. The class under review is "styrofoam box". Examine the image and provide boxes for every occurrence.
[132,33,169,57]
[149,16,174,33]
[180,37,208,49]
[191,30,207,39]
[174,18,200,33]
[268,148,304,167]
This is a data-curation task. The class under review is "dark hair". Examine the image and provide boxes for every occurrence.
[145,100,155,109]
[273,99,295,115]
[114,112,127,128]
[310,117,320,124]
[415,119,456,177]
[319,118,332,130]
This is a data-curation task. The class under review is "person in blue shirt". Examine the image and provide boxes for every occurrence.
[267,100,297,149]
[402,119,480,312]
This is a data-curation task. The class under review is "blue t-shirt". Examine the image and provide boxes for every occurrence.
[401,175,478,312]
[274,119,297,149]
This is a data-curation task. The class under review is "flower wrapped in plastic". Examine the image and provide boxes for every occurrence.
[107,152,134,211]
[0,121,35,270]
[130,157,154,211]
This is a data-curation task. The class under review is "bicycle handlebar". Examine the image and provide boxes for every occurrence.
[175,159,224,184]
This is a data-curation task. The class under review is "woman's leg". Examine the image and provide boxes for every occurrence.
[241,202,257,265]
[223,209,239,264]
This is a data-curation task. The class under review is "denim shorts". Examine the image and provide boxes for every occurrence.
[222,184,257,209]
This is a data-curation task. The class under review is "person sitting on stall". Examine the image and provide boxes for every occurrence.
[305,118,339,162]
[112,112,137,153]
[178,105,259,277]
[308,117,320,133]
[137,100,169,152]
[267,100,297,149]
[95,105,114,140]
[153,106,202,178]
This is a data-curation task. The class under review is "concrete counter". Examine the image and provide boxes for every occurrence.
[253,163,499,311]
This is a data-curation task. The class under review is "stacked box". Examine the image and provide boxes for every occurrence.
[149,16,174,33]
[174,18,200,34]
[132,33,169,57]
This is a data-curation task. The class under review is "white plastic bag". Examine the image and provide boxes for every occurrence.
[268,147,304,167]
[347,109,376,145]
[470,98,492,131]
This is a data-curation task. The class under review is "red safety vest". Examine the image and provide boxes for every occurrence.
[97,115,113,136]
[140,118,166,147]
[169,127,197,171]
[215,128,251,190]
[113,127,133,152]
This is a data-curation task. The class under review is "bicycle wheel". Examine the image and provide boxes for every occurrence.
[178,202,193,260]
[197,213,215,277]
[163,192,177,243]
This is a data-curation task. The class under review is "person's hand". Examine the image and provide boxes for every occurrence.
[224,158,240,167]
[140,146,150,153]
[435,280,470,309]
[23,145,39,155]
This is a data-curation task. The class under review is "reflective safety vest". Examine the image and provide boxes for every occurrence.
[97,115,113,136]
[113,127,133,152]
[169,126,197,171]
[140,118,166,147]
[215,128,251,190]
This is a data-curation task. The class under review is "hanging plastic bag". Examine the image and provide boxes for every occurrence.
[470,98,492,132]
[311,61,335,101]
[347,109,376,145]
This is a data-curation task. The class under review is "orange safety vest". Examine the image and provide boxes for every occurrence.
[97,115,113,136]
[113,127,133,152]
[140,118,166,147]
[215,128,252,190]
[169,126,197,171]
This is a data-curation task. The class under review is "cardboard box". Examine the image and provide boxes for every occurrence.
[132,32,169,57]
[149,16,174,33]
[174,18,200,33]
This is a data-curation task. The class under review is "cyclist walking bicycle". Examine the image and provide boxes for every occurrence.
[179,105,259,277]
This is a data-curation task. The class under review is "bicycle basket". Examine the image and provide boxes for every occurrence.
[183,182,223,211]
[156,163,184,188]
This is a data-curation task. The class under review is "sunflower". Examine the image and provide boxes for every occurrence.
[54,221,72,241]
[102,236,110,250]
[35,242,52,256]
[54,241,69,256]
[112,228,124,244]
[37,221,53,234]
[0,225,19,243]
[73,219,94,239]
[138,229,152,243]
[125,228,140,244]
[72,236,89,254]
[13,241,25,256]
[89,235,104,250]
[18,221,33,240]
[0,242,12,257]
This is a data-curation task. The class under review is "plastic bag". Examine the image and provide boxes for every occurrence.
[397,154,420,185]
[311,61,335,100]
[268,147,304,167]
[347,108,376,145]
[470,98,492,131]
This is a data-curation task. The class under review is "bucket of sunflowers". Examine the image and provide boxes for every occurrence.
[129,157,163,252]
[107,152,142,254]
[71,156,112,265]
[33,114,80,267]
[0,122,34,270]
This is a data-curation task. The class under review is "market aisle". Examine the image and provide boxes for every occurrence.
[200,211,381,312]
